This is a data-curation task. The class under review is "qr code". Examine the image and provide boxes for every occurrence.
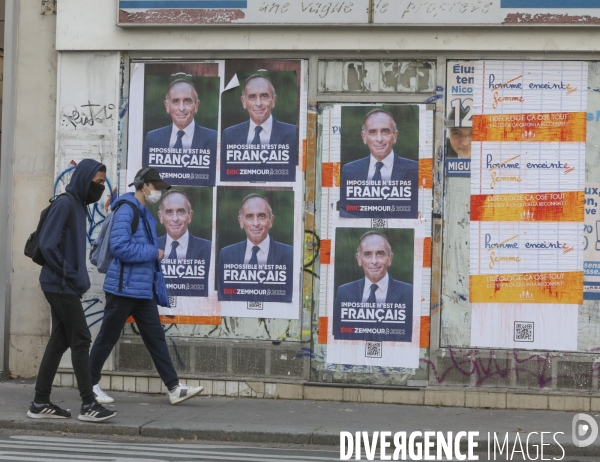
[371,218,388,229]
[514,321,534,342]
[248,301,263,310]
[168,296,177,308]
[365,341,382,358]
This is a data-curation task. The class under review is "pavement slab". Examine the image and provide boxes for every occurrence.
[2,380,600,457]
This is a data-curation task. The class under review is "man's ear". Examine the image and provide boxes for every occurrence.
[360,131,368,145]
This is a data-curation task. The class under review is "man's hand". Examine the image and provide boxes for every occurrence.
[158,249,164,260]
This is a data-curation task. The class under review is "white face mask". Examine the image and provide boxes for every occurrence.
[143,185,162,204]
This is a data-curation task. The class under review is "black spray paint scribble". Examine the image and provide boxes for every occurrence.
[61,101,116,129]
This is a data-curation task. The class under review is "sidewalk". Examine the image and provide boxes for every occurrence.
[1,380,600,456]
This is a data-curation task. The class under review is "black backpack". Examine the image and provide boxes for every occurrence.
[24,192,77,266]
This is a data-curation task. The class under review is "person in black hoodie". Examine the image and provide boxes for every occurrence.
[27,159,117,423]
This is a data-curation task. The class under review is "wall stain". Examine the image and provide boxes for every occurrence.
[504,13,600,24]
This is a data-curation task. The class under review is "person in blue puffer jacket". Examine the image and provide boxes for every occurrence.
[89,167,204,406]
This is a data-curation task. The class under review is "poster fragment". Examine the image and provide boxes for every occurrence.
[127,60,305,321]
[319,103,432,369]
[470,61,586,350]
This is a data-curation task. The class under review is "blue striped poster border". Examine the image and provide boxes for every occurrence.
[502,0,600,8]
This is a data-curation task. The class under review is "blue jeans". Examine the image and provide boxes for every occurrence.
[89,293,179,389]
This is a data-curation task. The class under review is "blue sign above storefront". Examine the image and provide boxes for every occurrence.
[502,0,600,6]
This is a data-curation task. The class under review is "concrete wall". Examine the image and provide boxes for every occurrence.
[54,51,121,371]
[8,0,58,376]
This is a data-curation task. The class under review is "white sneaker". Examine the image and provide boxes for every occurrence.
[168,383,204,405]
[93,384,114,404]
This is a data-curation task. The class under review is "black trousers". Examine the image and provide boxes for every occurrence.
[89,293,179,390]
[34,292,95,405]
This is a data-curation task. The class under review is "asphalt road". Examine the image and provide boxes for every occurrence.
[0,431,341,461]
[0,430,599,462]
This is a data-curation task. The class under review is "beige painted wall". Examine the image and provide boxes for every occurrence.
[9,1,58,376]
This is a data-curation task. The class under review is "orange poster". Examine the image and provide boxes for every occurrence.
[470,60,586,349]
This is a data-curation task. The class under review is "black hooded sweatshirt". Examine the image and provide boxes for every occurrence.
[39,159,105,296]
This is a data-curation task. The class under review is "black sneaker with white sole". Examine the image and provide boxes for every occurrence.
[78,401,117,422]
[27,401,71,419]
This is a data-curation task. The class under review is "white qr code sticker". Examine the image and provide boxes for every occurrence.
[248,301,263,310]
[365,341,382,358]
[371,218,388,229]
[514,321,534,342]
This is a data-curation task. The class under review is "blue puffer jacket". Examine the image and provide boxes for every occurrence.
[103,193,158,299]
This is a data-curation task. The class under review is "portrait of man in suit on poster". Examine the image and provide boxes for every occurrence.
[157,189,211,297]
[221,74,297,182]
[339,108,419,219]
[333,231,413,342]
[143,79,218,186]
[218,194,293,302]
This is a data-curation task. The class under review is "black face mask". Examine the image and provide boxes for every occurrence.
[86,181,105,205]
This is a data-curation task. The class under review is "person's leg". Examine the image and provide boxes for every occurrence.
[130,298,179,390]
[89,294,133,386]
[58,294,95,405]
[33,292,70,404]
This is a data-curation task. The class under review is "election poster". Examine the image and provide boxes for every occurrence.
[140,63,220,187]
[584,183,600,300]
[319,103,431,369]
[339,105,419,219]
[583,63,600,300]
[126,59,306,322]
[470,60,587,351]
[332,228,414,343]
[147,187,213,298]
[215,187,294,304]
[220,61,300,183]
[445,61,473,177]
